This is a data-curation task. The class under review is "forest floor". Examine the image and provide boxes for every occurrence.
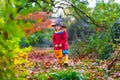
[27,47,120,80]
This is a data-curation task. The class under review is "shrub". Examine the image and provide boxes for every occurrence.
[20,30,53,48]
[69,32,112,59]
[31,68,90,80]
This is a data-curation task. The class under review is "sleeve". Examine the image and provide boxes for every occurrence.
[52,33,56,45]
[60,31,68,45]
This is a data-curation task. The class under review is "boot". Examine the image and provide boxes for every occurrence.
[64,54,68,67]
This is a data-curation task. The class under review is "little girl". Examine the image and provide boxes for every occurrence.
[52,22,69,66]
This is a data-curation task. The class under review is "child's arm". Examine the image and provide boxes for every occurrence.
[60,31,68,45]
[52,33,58,47]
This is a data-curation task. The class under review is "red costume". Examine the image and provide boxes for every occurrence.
[52,30,69,50]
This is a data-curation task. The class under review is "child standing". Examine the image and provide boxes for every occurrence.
[52,22,69,66]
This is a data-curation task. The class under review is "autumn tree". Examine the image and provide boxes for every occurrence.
[0,0,53,79]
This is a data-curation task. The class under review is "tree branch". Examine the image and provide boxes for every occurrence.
[42,0,101,27]
[64,0,100,27]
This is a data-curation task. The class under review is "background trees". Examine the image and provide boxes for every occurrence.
[55,0,120,59]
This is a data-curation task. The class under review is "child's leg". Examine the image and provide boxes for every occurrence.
[63,50,69,64]
[54,50,63,65]
[58,58,63,65]
[63,54,68,64]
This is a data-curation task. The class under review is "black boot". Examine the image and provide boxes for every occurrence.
[64,63,68,67]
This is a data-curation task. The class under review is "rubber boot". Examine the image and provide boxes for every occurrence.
[64,54,68,67]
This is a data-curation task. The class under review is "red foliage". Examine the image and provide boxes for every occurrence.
[17,12,53,35]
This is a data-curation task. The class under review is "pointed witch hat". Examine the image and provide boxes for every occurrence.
[52,15,66,28]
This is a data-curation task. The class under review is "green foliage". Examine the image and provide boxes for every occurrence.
[28,32,46,46]
[92,1,120,28]
[68,0,120,60]
[0,0,53,78]
[20,29,53,47]
[70,40,87,55]
[87,32,110,53]
[0,0,24,79]
[17,0,53,15]
[70,31,113,59]
[50,70,82,80]
[31,68,90,80]
[111,18,120,44]
[0,0,49,79]
[98,44,114,59]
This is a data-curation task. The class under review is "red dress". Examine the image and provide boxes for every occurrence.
[52,30,69,50]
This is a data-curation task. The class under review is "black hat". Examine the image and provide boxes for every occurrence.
[52,22,66,28]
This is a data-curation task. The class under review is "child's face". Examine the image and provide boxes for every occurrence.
[55,25,62,30]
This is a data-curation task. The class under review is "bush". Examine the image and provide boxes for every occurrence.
[69,32,113,59]
[31,68,90,80]
[111,18,120,44]
[70,40,87,55]
[0,0,33,79]
[98,44,114,59]
[20,30,53,48]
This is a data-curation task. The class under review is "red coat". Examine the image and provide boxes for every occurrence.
[52,30,69,50]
